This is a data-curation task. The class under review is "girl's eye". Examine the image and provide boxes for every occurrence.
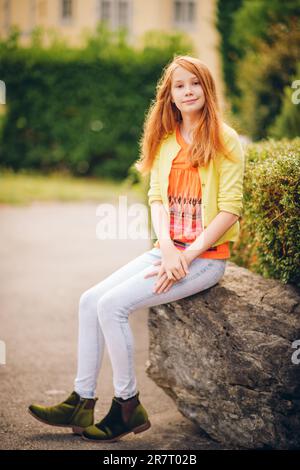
[176,82,199,88]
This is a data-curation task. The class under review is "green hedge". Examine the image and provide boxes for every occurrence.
[232,137,300,287]
[0,26,193,180]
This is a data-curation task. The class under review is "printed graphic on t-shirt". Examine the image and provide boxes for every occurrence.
[168,194,202,242]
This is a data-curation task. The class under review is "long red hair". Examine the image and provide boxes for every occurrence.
[135,55,236,176]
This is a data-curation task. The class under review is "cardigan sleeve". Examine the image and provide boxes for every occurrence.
[217,128,245,217]
[147,145,163,206]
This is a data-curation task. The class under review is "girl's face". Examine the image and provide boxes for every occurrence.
[170,66,205,117]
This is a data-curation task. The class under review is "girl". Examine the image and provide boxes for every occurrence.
[28,55,244,443]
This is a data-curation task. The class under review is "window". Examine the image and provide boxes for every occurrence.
[3,0,11,33]
[118,1,129,28]
[174,1,183,22]
[99,0,130,30]
[61,0,73,20]
[187,1,195,22]
[173,0,196,27]
[101,0,111,23]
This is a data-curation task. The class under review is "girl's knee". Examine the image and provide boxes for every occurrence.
[97,293,128,327]
[78,289,98,321]
[79,290,92,310]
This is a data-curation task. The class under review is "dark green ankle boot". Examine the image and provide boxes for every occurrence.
[28,391,98,435]
[81,391,151,443]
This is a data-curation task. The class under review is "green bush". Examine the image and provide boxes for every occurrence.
[232,137,300,286]
[0,25,193,180]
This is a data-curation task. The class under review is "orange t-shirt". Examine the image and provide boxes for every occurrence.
[154,123,230,259]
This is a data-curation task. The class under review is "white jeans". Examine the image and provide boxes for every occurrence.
[74,247,227,399]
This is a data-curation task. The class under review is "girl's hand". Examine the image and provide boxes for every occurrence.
[144,250,193,294]
[152,264,176,293]
[146,256,187,294]
[159,244,190,282]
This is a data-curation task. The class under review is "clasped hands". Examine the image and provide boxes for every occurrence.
[144,245,194,294]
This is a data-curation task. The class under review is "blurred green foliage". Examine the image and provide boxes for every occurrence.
[216,0,300,140]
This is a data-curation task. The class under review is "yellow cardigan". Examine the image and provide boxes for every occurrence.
[147,122,245,246]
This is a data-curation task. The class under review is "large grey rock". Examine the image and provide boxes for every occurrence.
[146,261,300,449]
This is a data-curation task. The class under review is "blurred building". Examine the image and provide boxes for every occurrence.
[0,0,225,105]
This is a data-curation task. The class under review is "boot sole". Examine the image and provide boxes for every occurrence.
[81,420,151,443]
[27,408,86,435]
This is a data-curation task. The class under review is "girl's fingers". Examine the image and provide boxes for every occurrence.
[154,264,168,284]
[144,270,159,279]
[143,259,162,279]
[172,267,184,280]
[163,280,174,293]
[180,254,190,274]
[153,273,168,292]
[158,266,165,277]
[157,278,174,294]
[155,278,169,293]
[153,259,177,282]
[154,258,175,281]
[154,273,176,293]
[154,275,167,290]
[166,269,176,280]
